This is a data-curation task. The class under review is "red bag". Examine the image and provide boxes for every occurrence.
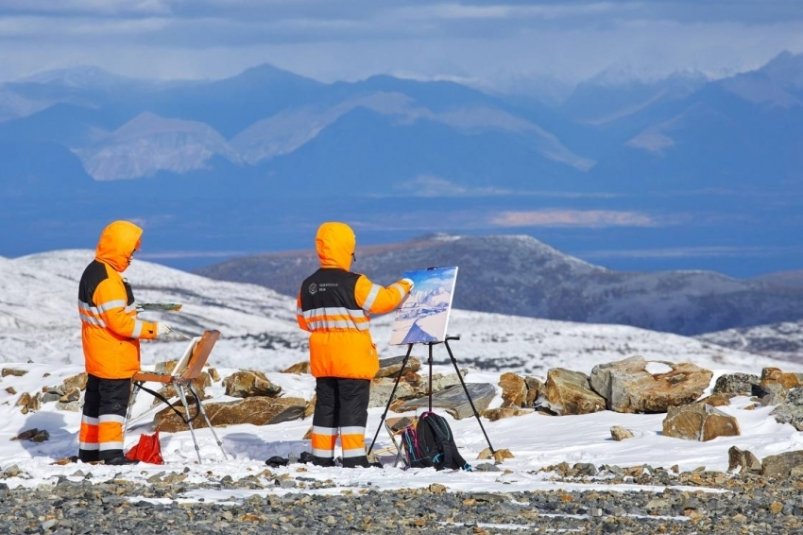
[125,431,164,464]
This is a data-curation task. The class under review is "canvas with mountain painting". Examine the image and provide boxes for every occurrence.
[390,266,458,345]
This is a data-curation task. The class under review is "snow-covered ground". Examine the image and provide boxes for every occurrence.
[1,250,801,502]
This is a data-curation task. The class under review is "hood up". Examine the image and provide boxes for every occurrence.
[95,220,142,272]
[315,221,355,270]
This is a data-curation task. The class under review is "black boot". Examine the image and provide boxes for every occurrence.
[104,455,139,466]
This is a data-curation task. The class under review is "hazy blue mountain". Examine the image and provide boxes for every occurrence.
[196,234,803,336]
[0,54,801,278]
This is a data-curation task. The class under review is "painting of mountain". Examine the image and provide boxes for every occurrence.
[390,266,458,345]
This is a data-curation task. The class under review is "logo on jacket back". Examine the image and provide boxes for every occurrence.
[308,282,318,295]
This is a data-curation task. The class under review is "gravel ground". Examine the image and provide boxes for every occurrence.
[0,468,801,534]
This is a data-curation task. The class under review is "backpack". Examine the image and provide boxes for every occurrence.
[400,412,471,471]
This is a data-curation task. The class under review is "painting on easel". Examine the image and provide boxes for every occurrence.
[389,266,458,345]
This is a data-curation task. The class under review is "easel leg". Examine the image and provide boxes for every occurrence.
[444,339,496,455]
[367,343,414,456]
[428,343,434,413]
[188,384,229,460]
[177,385,203,463]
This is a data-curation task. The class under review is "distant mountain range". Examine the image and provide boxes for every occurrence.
[1,53,802,276]
[196,234,803,337]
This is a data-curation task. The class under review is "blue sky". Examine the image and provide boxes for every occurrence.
[1,1,802,89]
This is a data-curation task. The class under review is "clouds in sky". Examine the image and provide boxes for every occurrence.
[1,1,802,88]
[490,209,658,228]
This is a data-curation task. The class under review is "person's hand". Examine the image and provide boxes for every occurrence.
[402,278,415,293]
[156,322,174,338]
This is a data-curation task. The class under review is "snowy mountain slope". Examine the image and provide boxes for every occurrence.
[198,234,803,336]
[697,320,803,365]
[0,250,793,377]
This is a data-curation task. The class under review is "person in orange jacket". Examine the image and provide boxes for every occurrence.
[77,220,170,465]
[297,222,413,468]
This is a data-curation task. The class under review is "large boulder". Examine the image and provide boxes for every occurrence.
[771,387,803,431]
[499,373,542,408]
[375,355,422,378]
[223,370,282,398]
[155,396,306,432]
[282,361,310,374]
[369,378,418,408]
[760,368,802,390]
[662,403,740,441]
[499,373,527,407]
[542,368,605,415]
[590,357,712,413]
[761,450,803,478]
[728,446,762,474]
[395,383,496,420]
[712,373,760,396]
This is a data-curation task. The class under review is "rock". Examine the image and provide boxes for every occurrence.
[16,392,41,414]
[4,386,15,395]
[395,383,496,420]
[56,400,81,412]
[63,372,87,392]
[154,359,179,375]
[208,367,221,382]
[662,403,740,441]
[59,388,81,403]
[13,428,49,442]
[223,370,282,398]
[368,378,417,409]
[482,407,531,421]
[152,374,210,405]
[610,426,634,441]
[304,394,316,418]
[543,368,605,415]
[41,391,62,403]
[155,396,306,433]
[756,383,789,405]
[728,446,762,474]
[524,377,542,407]
[375,355,422,378]
[1,368,27,377]
[697,393,731,407]
[589,356,712,413]
[477,448,514,462]
[713,373,760,396]
[2,464,21,477]
[761,367,802,390]
[761,450,803,478]
[771,387,803,431]
[499,373,527,407]
[282,361,310,374]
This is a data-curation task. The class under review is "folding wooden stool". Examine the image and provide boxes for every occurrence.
[126,329,228,463]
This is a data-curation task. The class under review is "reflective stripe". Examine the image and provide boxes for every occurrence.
[312,448,335,458]
[303,307,367,320]
[312,426,338,436]
[362,284,381,312]
[342,448,366,458]
[340,426,365,436]
[297,307,304,315]
[78,442,99,450]
[390,283,405,299]
[98,442,124,451]
[81,415,99,426]
[78,301,104,320]
[131,319,143,338]
[80,315,105,327]
[307,320,370,331]
[97,299,127,312]
[99,414,126,424]
[124,304,137,313]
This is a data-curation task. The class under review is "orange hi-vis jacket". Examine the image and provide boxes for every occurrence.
[297,222,412,380]
[78,221,157,379]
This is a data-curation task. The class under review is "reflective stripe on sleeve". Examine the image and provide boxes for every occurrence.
[97,299,127,312]
[131,320,143,338]
[390,283,406,299]
[361,284,381,312]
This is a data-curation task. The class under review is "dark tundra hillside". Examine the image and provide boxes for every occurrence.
[197,234,803,336]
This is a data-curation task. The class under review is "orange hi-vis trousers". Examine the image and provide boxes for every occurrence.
[310,378,371,468]
[79,375,131,462]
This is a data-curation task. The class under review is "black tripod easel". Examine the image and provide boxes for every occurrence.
[367,335,496,461]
